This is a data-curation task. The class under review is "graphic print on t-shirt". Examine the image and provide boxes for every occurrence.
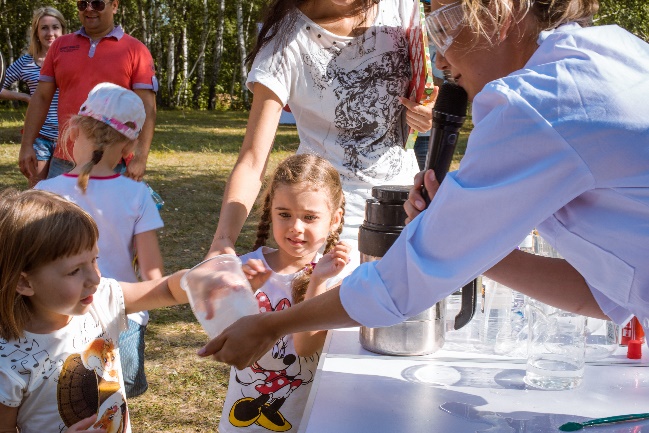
[304,25,411,183]
[58,337,127,433]
[227,291,318,432]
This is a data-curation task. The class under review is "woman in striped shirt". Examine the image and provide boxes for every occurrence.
[1,7,66,186]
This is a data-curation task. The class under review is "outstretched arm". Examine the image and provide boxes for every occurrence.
[199,286,358,369]
[122,270,188,314]
[484,249,608,319]
[207,83,283,257]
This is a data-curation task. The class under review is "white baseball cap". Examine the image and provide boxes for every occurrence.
[78,82,146,141]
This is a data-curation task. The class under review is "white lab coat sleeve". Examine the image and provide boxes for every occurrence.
[340,85,595,327]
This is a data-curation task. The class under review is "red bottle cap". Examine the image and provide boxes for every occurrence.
[627,339,643,359]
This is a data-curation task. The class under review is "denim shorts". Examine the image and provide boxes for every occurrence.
[47,157,75,179]
[33,136,57,161]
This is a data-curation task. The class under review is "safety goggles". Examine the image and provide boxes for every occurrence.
[425,2,464,56]
[77,0,109,12]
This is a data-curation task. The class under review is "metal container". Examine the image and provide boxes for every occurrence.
[360,293,447,356]
[358,185,476,356]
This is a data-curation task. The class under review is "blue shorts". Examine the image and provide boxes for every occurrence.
[33,136,56,162]
[47,157,75,179]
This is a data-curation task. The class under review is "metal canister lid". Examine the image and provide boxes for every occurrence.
[364,198,407,230]
[358,225,401,258]
[371,185,411,203]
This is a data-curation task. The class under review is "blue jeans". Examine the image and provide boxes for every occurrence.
[47,157,75,179]
[119,319,148,398]
[413,134,430,171]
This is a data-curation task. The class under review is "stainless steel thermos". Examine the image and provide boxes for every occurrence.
[358,185,477,356]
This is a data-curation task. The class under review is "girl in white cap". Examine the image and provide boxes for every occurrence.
[35,82,163,399]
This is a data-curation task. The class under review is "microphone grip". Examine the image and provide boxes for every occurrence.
[421,122,462,207]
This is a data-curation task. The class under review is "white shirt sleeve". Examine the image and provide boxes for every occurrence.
[340,84,595,327]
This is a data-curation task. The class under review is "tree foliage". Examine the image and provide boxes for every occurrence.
[0,1,646,109]
[0,0,265,109]
[596,0,649,41]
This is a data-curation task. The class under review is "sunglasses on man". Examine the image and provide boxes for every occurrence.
[77,0,110,12]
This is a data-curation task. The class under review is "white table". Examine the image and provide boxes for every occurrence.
[298,327,649,433]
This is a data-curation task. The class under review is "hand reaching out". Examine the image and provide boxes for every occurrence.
[242,258,272,291]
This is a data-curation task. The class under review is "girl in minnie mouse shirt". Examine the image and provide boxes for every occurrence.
[219,154,351,433]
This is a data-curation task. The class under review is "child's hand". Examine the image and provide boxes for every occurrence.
[64,414,107,433]
[312,241,351,283]
[242,258,272,291]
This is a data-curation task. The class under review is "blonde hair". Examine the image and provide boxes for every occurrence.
[29,7,67,58]
[252,154,345,304]
[60,115,136,193]
[0,189,99,341]
[462,0,598,44]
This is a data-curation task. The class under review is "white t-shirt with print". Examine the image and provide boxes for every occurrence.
[0,278,131,433]
[220,247,340,433]
[35,174,164,326]
[247,0,421,257]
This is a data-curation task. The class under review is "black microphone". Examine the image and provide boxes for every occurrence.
[422,82,468,206]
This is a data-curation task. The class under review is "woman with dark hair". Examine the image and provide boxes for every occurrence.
[201,0,649,371]
[0,7,67,185]
[208,0,433,271]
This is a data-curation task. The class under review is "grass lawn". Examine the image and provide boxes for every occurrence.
[0,107,470,431]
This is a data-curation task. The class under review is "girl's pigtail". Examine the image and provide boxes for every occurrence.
[323,196,345,254]
[77,148,104,193]
[253,193,272,251]
[291,262,314,305]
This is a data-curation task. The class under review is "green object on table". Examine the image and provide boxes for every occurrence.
[559,413,649,431]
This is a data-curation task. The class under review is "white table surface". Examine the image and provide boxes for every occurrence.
[298,327,649,433]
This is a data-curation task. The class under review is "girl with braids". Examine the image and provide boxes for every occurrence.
[219,154,351,433]
[35,83,163,399]
[202,0,649,372]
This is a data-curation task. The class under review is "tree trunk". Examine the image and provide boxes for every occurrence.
[166,34,175,106]
[208,0,225,110]
[175,12,188,107]
[137,0,149,48]
[192,0,210,108]
[235,0,249,106]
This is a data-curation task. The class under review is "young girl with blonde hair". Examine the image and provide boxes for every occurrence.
[35,82,163,398]
[0,188,187,433]
[219,153,351,433]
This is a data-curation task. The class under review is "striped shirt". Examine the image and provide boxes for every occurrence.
[2,54,59,141]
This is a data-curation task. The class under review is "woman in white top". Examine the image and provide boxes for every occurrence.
[208,0,433,271]
[200,0,649,369]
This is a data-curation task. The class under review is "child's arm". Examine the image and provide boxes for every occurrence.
[0,403,17,433]
[122,270,188,314]
[293,242,351,357]
[134,230,164,280]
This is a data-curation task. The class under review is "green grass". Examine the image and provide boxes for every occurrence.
[0,106,470,431]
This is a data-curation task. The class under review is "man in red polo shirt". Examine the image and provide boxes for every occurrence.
[19,0,157,183]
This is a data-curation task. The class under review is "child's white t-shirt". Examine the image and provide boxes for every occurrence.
[219,247,336,433]
[0,278,131,433]
[35,174,163,326]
